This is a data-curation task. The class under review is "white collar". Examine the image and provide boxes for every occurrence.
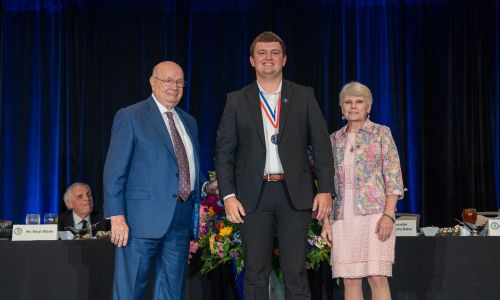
[152,94,176,115]
[257,80,282,95]
[72,211,90,225]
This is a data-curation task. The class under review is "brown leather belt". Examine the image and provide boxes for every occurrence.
[262,174,286,181]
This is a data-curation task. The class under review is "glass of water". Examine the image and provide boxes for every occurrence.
[43,213,58,224]
[25,214,41,225]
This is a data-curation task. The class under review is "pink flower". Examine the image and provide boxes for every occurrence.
[198,221,209,235]
[189,241,199,253]
[199,204,207,216]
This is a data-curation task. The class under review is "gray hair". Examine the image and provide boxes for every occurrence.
[151,64,158,77]
[63,182,91,208]
[339,81,373,106]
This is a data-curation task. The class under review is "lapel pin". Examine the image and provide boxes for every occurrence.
[283,98,288,103]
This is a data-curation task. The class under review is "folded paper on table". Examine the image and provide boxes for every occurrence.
[58,231,75,240]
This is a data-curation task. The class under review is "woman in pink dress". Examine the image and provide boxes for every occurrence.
[321,82,404,300]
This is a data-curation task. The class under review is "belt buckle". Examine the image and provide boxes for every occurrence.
[267,174,277,182]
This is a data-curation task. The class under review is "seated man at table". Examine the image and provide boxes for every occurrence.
[58,182,109,236]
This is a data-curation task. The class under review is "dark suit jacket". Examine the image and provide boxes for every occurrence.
[215,79,334,213]
[57,210,110,236]
[103,96,202,239]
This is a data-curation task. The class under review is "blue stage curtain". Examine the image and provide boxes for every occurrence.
[1,0,499,226]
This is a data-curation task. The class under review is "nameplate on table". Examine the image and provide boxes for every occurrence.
[395,220,417,236]
[11,224,58,241]
[488,220,500,236]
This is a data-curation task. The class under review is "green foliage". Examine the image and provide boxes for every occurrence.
[190,173,331,281]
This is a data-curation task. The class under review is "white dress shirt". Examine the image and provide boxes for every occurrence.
[257,80,284,175]
[152,95,195,191]
[73,212,91,230]
[223,81,285,201]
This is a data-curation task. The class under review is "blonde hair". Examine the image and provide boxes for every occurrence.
[339,81,373,106]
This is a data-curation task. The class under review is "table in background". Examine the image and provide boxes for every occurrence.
[1,237,500,300]
[391,236,500,300]
[0,240,114,300]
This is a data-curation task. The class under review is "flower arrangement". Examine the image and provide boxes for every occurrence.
[196,197,244,275]
[190,171,331,282]
[189,172,244,275]
[306,219,331,270]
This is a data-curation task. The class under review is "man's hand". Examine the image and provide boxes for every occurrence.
[110,215,129,247]
[375,215,394,242]
[320,218,332,247]
[312,192,332,221]
[224,196,246,224]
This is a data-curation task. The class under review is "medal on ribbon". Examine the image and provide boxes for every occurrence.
[259,90,281,145]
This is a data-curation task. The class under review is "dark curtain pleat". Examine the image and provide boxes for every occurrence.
[0,0,499,227]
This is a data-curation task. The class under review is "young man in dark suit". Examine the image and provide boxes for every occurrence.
[215,32,334,300]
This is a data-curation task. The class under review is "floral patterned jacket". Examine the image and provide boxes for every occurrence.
[330,119,404,220]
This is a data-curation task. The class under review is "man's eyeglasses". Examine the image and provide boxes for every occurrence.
[154,76,187,88]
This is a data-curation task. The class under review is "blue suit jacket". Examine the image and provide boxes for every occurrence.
[103,96,201,239]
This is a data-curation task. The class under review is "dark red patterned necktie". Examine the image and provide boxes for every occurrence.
[166,112,191,200]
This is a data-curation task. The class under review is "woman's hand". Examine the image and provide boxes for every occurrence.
[377,195,398,241]
[375,215,394,241]
[320,218,333,247]
[312,193,332,221]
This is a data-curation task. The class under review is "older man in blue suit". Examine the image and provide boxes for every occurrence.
[104,61,201,300]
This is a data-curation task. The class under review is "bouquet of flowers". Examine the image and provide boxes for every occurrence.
[190,171,331,282]
[306,219,331,270]
[189,172,244,275]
